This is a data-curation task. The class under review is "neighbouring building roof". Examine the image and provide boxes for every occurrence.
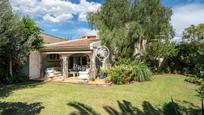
[40,35,99,52]
[40,33,65,44]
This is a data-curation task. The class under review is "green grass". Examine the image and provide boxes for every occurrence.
[0,74,201,115]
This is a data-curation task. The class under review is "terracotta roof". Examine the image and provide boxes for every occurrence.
[40,33,64,44]
[40,36,99,51]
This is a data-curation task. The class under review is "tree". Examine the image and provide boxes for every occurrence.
[145,42,176,70]
[183,24,204,42]
[88,0,174,61]
[161,24,204,74]
[132,0,174,42]
[182,24,204,67]
[88,0,132,59]
[0,0,42,80]
[0,1,21,77]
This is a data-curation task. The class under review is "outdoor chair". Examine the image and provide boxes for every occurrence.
[78,68,90,80]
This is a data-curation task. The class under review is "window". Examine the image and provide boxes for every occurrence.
[47,54,60,62]
[69,55,90,71]
[69,57,73,69]
[82,56,87,65]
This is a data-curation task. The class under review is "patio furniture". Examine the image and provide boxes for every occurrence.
[78,68,90,80]
[45,67,62,78]
[69,71,78,77]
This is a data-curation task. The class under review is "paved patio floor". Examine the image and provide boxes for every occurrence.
[36,76,111,86]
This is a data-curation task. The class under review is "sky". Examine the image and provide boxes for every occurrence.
[9,0,204,40]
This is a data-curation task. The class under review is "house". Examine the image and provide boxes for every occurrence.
[22,33,65,77]
[29,34,105,80]
[39,33,65,44]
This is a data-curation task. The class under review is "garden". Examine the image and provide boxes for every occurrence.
[0,0,203,114]
[0,75,201,115]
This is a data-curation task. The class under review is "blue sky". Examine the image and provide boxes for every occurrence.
[10,0,204,40]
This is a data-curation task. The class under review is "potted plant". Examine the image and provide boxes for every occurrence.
[99,68,109,79]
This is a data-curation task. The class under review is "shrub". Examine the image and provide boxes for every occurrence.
[0,67,10,84]
[131,62,153,82]
[160,42,204,75]
[12,74,29,83]
[105,76,111,83]
[185,76,204,86]
[108,62,152,84]
[193,64,204,78]
[98,67,109,79]
[0,64,29,84]
[0,71,29,84]
[108,64,132,84]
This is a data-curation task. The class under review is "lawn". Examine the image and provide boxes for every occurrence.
[0,74,201,115]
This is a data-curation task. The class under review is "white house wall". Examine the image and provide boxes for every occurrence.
[29,51,41,79]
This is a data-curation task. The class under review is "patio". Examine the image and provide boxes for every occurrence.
[37,76,111,87]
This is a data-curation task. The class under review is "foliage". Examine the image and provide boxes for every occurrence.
[131,62,153,82]
[145,41,176,71]
[185,76,204,86]
[197,86,204,99]
[146,42,176,59]
[193,64,204,78]
[99,67,109,75]
[161,41,204,74]
[108,61,152,84]
[104,76,111,83]
[21,17,43,49]
[88,0,174,60]
[163,23,204,75]
[0,67,29,84]
[0,0,42,84]
[12,74,29,83]
[183,23,204,42]
[107,64,132,84]
[132,0,174,42]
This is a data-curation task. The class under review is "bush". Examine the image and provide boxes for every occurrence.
[0,67,11,84]
[107,64,132,84]
[0,64,29,84]
[12,74,29,83]
[160,42,204,75]
[108,62,152,84]
[0,71,29,84]
[194,64,204,78]
[185,76,204,86]
[105,76,111,83]
[131,62,153,82]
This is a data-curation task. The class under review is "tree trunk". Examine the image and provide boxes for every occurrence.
[9,56,13,77]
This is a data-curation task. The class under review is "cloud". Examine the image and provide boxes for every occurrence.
[43,14,73,23]
[170,3,204,42]
[78,13,87,22]
[9,0,101,23]
[51,28,59,32]
[77,28,97,36]
[77,0,101,22]
[171,3,204,36]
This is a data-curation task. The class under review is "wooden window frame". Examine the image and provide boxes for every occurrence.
[47,54,60,62]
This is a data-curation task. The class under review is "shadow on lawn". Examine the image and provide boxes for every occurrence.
[68,99,201,115]
[0,102,44,115]
[0,81,44,98]
[0,81,45,115]
[68,102,100,115]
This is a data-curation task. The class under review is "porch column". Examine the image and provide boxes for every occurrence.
[88,53,96,78]
[62,55,68,80]
[40,54,45,78]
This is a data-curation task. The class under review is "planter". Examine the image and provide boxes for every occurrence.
[99,73,107,79]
